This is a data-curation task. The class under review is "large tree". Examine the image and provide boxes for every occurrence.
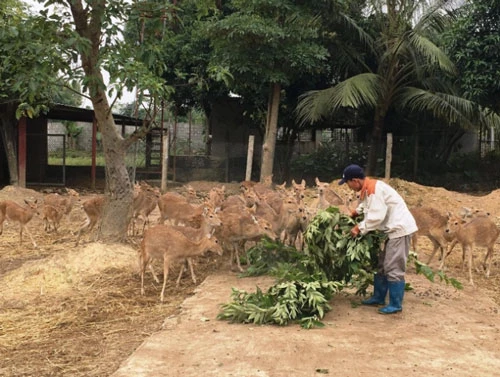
[444,0,500,112]
[3,0,173,242]
[0,1,68,185]
[296,0,500,175]
[206,0,329,181]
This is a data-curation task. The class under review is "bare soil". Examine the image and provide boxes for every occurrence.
[1,180,500,377]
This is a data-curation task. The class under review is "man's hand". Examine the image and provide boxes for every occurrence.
[350,225,360,237]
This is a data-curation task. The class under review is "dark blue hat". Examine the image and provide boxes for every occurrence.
[338,164,365,185]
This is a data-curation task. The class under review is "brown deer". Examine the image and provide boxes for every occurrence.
[139,226,223,302]
[291,179,306,202]
[0,199,39,247]
[314,177,344,211]
[154,207,222,286]
[410,207,453,265]
[444,214,500,286]
[43,188,80,219]
[214,212,276,272]
[157,192,207,226]
[130,185,160,236]
[75,195,106,245]
[42,204,64,233]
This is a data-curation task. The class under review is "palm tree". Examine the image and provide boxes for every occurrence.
[296,0,500,175]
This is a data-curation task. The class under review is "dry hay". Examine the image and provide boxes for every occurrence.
[0,235,225,376]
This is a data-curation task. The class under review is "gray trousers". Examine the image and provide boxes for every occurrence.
[377,235,412,282]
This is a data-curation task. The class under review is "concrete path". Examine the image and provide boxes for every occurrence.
[111,272,500,377]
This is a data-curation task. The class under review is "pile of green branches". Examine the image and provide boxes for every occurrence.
[217,207,461,329]
[218,208,383,328]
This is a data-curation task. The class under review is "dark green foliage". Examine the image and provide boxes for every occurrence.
[303,207,384,295]
[290,142,367,182]
[218,208,383,328]
[217,276,343,329]
[240,237,306,277]
[218,205,463,328]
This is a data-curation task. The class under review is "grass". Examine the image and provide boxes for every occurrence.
[48,149,146,167]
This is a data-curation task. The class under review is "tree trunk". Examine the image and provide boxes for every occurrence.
[70,0,133,243]
[0,103,19,185]
[91,95,134,243]
[260,82,281,182]
[366,111,385,176]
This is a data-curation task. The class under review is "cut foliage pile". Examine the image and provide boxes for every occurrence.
[218,207,461,328]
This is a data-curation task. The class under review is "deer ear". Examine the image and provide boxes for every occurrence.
[301,179,305,186]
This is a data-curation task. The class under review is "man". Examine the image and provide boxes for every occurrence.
[339,164,418,314]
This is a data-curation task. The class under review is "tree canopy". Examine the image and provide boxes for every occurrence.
[443,0,500,112]
[296,0,500,175]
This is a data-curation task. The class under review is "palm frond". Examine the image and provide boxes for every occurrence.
[407,32,457,76]
[397,87,500,130]
[413,0,457,33]
[339,13,378,59]
[296,73,381,125]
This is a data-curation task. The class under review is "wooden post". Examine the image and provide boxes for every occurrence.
[385,133,393,179]
[161,130,169,193]
[17,117,27,188]
[245,135,255,181]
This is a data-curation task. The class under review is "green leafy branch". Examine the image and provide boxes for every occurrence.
[218,207,462,329]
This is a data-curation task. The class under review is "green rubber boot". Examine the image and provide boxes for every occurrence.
[362,274,388,306]
[378,280,405,314]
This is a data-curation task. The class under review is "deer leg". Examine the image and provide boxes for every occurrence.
[140,255,149,296]
[467,246,474,286]
[160,258,170,303]
[23,225,37,248]
[149,264,160,283]
[141,216,149,234]
[484,247,493,278]
[175,259,188,287]
[426,243,440,265]
[187,258,196,284]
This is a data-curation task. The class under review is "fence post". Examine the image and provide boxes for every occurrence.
[245,135,255,181]
[385,133,393,179]
[161,131,169,193]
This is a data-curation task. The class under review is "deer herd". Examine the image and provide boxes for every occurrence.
[1,177,499,301]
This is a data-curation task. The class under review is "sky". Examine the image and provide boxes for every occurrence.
[25,0,136,107]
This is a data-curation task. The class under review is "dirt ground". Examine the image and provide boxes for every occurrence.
[1,179,500,377]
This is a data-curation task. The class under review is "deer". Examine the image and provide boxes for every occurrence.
[314,177,344,211]
[0,199,39,247]
[444,214,500,286]
[43,188,80,219]
[75,195,106,245]
[410,206,454,265]
[129,184,160,236]
[42,203,65,233]
[157,192,208,226]
[214,212,276,272]
[151,206,223,286]
[291,179,306,202]
[207,185,226,209]
[139,225,223,302]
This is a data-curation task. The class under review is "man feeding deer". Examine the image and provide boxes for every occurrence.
[339,164,418,314]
